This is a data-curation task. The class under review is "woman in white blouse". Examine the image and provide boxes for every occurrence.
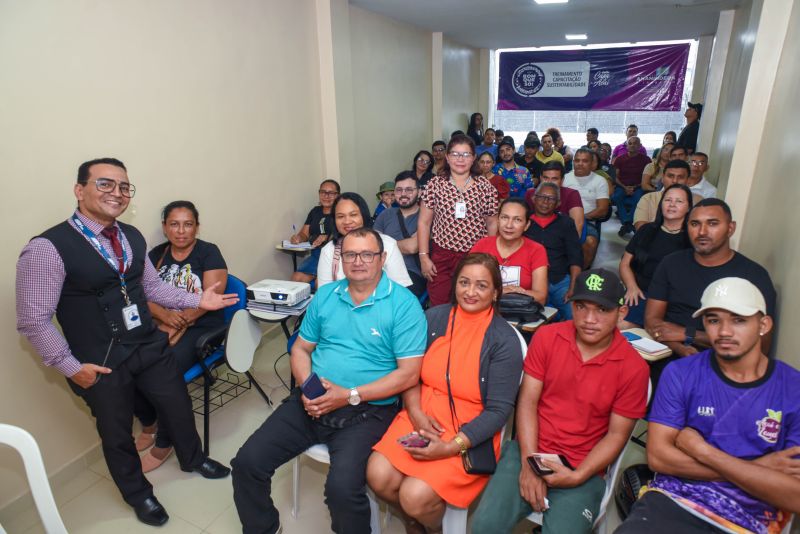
[316,192,412,288]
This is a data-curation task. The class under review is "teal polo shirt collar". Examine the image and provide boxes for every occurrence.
[333,272,393,309]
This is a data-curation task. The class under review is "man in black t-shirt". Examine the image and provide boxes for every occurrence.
[645,198,777,359]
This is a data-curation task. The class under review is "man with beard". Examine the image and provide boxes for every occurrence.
[645,199,777,362]
[493,136,534,198]
[373,171,426,297]
[618,277,800,534]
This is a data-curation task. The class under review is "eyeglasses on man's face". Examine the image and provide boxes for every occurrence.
[534,194,557,203]
[395,187,417,194]
[89,178,136,198]
[341,251,382,263]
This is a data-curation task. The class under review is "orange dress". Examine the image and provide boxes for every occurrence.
[373,306,501,508]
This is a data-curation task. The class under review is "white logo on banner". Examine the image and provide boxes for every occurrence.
[512,61,590,98]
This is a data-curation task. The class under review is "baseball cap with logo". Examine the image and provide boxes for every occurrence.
[568,268,626,308]
[692,277,766,318]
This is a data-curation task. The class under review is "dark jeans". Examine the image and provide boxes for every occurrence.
[615,491,726,533]
[68,337,205,506]
[408,270,428,299]
[612,186,645,225]
[231,389,398,534]
[134,325,214,448]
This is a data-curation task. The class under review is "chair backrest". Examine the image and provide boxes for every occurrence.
[0,425,67,534]
[223,274,248,323]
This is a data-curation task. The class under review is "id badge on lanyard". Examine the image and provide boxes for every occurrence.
[71,215,141,330]
[454,202,467,219]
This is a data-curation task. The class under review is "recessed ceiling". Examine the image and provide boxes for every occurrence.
[350,0,741,49]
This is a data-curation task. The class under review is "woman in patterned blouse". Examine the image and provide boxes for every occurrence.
[417,134,499,306]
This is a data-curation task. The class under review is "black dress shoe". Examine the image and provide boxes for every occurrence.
[182,457,231,479]
[134,496,169,526]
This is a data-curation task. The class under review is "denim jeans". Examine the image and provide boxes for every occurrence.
[547,274,573,321]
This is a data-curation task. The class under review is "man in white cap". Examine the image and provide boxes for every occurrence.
[617,277,800,534]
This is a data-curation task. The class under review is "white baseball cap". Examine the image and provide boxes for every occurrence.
[692,277,767,318]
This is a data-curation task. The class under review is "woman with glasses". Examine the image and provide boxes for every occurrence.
[316,192,412,288]
[367,253,522,533]
[471,198,548,305]
[476,151,510,200]
[418,134,499,306]
[411,150,434,190]
[618,184,693,328]
[135,200,228,472]
[642,142,674,192]
[289,179,340,284]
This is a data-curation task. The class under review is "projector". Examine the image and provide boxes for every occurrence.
[246,279,311,306]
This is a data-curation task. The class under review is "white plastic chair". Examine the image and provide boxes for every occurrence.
[290,443,381,532]
[0,424,67,534]
[526,380,653,532]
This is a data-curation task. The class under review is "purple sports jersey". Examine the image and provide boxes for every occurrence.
[648,350,800,534]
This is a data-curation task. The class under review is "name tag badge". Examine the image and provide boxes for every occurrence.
[500,265,522,286]
[122,304,142,330]
[454,201,467,219]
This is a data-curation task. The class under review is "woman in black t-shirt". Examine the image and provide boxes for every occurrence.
[619,184,693,328]
[289,179,340,283]
[135,200,227,472]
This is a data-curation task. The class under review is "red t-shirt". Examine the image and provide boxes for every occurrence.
[525,186,583,215]
[613,153,651,187]
[470,236,548,290]
[523,321,649,469]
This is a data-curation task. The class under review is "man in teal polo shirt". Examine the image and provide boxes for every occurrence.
[232,227,427,534]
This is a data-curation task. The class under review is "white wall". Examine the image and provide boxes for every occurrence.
[708,0,762,194]
[348,5,432,206]
[0,0,324,509]
[736,0,800,369]
[441,37,480,140]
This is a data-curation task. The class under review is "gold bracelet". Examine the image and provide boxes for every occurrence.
[452,435,468,456]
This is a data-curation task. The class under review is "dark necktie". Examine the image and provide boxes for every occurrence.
[100,227,125,273]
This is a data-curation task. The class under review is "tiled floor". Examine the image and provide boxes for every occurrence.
[10,220,634,534]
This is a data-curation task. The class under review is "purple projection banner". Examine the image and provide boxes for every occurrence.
[497,44,689,111]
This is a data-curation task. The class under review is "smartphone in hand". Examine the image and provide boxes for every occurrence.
[301,372,326,399]
[526,453,573,476]
[397,432,430,448]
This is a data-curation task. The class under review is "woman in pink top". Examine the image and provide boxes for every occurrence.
[471,198,548,304]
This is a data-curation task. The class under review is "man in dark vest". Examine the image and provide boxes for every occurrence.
[16,158,238,526]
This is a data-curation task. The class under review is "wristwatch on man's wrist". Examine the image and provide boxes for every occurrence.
[684,326,696,346]
[348,387,361,406]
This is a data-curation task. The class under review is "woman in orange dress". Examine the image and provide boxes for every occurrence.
[368,253,523,532]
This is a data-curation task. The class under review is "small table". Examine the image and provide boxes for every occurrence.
[508,306,559,334]
[276,244,312,271]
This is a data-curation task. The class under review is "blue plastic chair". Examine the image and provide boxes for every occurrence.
[182,274,254,455]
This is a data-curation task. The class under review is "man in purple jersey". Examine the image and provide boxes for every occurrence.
[616,278,800,534]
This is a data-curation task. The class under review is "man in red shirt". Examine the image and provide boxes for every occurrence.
[473,269,649,534]
[613,136,651,236]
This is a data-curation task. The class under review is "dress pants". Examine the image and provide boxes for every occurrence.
[231,389,398,534]
[134,325,215,448]
[68,337,205,506]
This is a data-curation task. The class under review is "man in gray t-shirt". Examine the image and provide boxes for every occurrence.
[373,171,426,297]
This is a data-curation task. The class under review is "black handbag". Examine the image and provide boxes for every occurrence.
[445,309,497,475]
[498,293,545,324]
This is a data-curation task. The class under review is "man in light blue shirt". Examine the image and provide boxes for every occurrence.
[232,227,426,534]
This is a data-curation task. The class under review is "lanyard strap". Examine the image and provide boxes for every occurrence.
[71,214,131,305]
